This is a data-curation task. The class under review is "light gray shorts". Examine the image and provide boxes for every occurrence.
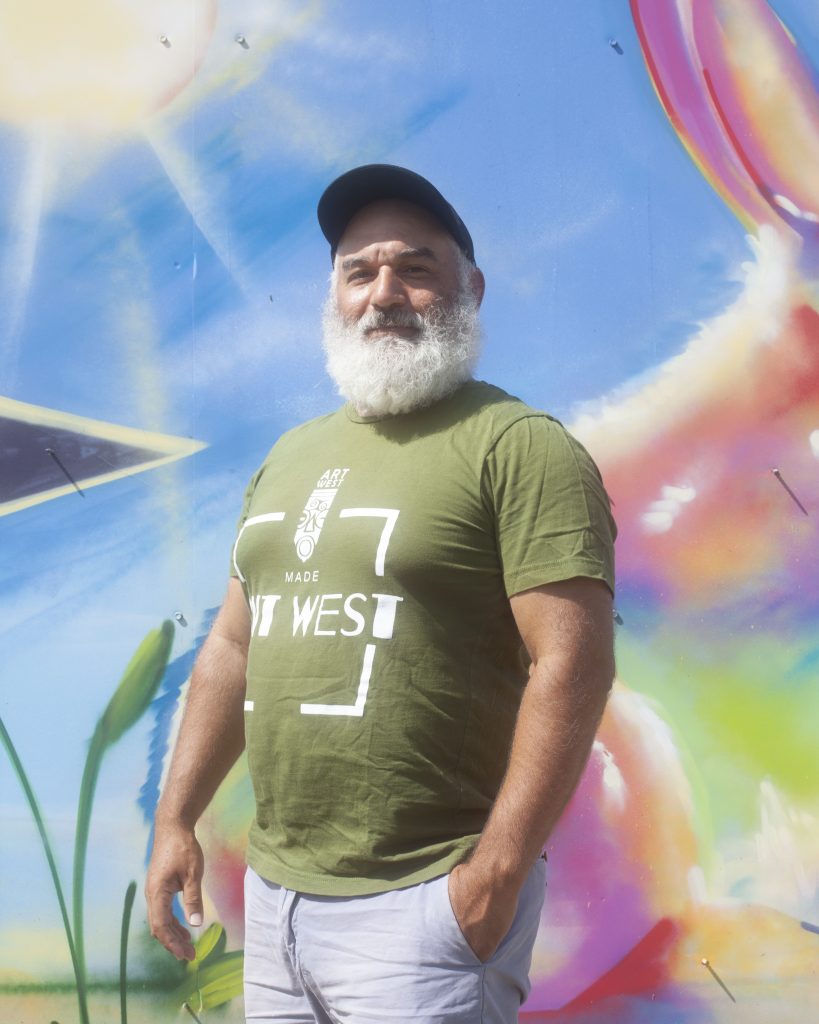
[243,858,546,1024]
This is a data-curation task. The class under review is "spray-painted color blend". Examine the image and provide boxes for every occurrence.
[1,2,817,1021]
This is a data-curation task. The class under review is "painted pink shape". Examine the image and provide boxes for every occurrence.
[596,301,819,605]
[523,683,696,1010]
[692,0,819,245]
[630,0,773,228]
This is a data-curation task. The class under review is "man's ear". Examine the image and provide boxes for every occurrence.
[471,266,486,308]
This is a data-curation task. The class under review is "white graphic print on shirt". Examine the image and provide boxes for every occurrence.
[234,468,402,718]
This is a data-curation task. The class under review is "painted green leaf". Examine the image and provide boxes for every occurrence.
[188,922,227,968]
[172,949,244,1011]
[98,620,175,747]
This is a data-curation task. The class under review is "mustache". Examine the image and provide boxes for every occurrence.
[355,308,425,332]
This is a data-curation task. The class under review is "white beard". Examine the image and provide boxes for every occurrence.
[321,293,482,417]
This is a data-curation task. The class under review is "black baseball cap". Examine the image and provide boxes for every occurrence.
[317,164,476,264]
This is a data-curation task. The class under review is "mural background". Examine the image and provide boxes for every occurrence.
[1,0,818,1020]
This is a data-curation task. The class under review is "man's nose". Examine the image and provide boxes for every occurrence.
[370,267,406,309]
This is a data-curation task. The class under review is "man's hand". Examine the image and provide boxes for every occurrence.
[145,825,205,961]
[144,579,249,960]
[447,860,519,962]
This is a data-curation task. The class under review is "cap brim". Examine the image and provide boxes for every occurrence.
[317,164,475,263]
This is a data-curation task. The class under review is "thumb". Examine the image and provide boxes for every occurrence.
[182,874,203,928]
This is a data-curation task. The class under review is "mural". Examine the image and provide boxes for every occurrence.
[1,1,817,1021]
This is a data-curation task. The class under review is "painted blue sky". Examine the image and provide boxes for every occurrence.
[2,0,818,973]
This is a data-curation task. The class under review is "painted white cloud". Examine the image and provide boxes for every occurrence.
[810,429,819,458]
[641,483,697,534]
[571,226,799,457]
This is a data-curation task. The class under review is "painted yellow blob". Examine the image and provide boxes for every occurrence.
[0,0,216,129]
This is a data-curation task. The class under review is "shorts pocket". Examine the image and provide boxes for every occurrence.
[437,873,485,967]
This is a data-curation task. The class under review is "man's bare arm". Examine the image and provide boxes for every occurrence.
[145,578,250,960]
[448,576,614,961]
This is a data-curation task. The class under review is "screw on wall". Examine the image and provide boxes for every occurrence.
[45,448,85,497]
[174,612,188,627]
[613,609,624,626]
[609,38,624,54]
[771,467,809,515]
[235,34,249,48]
[700,958,736,1003]
[159,35,171,47]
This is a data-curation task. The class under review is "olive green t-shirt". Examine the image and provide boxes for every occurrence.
[231,380,616,895]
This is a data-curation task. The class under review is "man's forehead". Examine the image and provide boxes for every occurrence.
[335,199,455,259]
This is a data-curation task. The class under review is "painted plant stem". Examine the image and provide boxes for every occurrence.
[0,715,90,1024]
[72,622,175,992]
[120,881,137,1024]
[72,724,108,984]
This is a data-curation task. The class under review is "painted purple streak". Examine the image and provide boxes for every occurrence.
[523,752,657,1010]
[692,5,779,194]
[631,0,771,227]
[683,0,818,253]
[703,1,819,271]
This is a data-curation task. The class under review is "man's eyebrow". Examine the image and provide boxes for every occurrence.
[397,247,438,262]
[339,247,440,272]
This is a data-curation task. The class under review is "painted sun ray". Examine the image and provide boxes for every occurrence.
[0,130,49,391]
[145,126,250,295]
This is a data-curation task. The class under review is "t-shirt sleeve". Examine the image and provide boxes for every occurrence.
[481,415,616,597]
[228,464,265,579]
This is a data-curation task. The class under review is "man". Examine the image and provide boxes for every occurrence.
[146,165,616,1023]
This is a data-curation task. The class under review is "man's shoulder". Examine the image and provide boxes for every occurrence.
[457,380,562,437]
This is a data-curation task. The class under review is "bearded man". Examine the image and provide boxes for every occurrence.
[146,165,616,1024]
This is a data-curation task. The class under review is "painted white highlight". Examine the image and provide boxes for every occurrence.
[339,508,400,576]
[157,677,191,799]
[301,643,376,717]
[244,700,254,712]
[753,779,817,913]
[232,512,286,583]
[641,512,673,534]
[593,740,626,811]
[773,193,819,223]
[687,865,708,904]
[372,594,403,639]
[810,429,819,458]
[641,483,697,534]
[661,484,696,503]
[147,128,250,292]
[1,130,48,390]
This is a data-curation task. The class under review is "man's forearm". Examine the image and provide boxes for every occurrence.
[467,652,613,891]
[447,578,614,962]
[155,631,248,831]
[146,581,250,959]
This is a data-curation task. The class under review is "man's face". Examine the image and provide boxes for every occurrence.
[333,200,483,336]
[322,199,485,417]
